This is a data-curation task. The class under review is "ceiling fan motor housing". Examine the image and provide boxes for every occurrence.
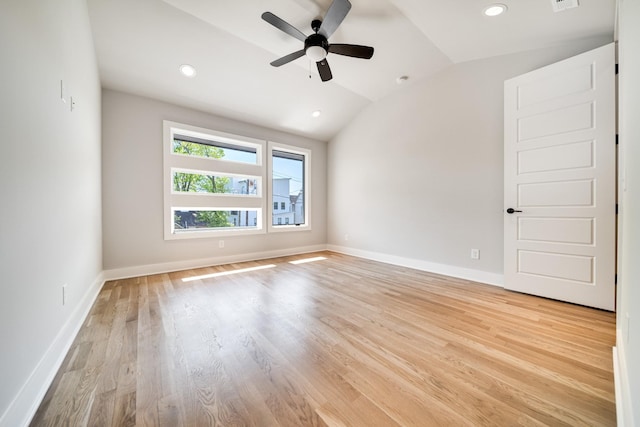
[305,33,329,61]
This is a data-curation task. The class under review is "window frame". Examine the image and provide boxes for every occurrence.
[268,141,311,233]
[163,121,267,240]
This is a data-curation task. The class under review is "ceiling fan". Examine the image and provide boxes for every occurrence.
[261,0,374,82]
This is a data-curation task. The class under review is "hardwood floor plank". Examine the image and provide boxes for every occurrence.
[30,251,616,426]
[134,277,161,427]
[87,389,115,427]
[112,391,136,427]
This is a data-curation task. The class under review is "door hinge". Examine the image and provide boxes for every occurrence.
[616,63,619,75]
[615,274,618,285]
[616,204,619,214]
[616,134,619,145]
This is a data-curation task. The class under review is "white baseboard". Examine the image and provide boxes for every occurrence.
[327,245,504,287]
[0,272,105,427]
[103,244,328,281]
[613,328,635,427]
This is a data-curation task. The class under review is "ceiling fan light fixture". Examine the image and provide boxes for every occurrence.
[179,64,196,77]
[306,46,327,62]
[483,4,508,16]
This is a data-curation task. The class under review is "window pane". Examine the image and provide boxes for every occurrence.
[173,135,257,164]
[272,150,304,226]
[173,171,258,195]
[173,209,259,232]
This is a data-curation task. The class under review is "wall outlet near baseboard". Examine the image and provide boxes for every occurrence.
[471,249,480,260]
[219,240,225,248]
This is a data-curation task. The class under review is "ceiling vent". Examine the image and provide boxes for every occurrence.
[550,0,579,12]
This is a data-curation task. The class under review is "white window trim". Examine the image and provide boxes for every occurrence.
[163,121,267,240]
[267,141,312,233]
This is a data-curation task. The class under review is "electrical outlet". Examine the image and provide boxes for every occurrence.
[471,249,480,260]
[62,284,67,306]
[219,240,224,248]
[344,234,349,241]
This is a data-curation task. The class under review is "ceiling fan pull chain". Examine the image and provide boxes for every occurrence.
[308,60,312,79]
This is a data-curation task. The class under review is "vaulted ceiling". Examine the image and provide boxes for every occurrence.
[87,0,615,141]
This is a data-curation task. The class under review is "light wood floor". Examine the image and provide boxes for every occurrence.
[31,251,616,426]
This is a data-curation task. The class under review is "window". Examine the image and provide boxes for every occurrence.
[269,143,311,232]
[164,122,311,238]
[173,134,257,164]
[173,209,260,232]
[164,121,264,239]
[173,171,258,195]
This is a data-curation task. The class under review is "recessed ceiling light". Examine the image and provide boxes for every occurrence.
[179,64,196,77]
[483,4,508,16]
[311,110,321,118]
[396,75,409,84]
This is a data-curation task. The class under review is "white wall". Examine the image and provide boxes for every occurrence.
[327,37,612,284]
[616,0,640,423]
[102,90,327,275]
[0,1,103,426]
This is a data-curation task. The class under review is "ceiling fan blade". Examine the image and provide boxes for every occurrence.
[270,50,306,67]
[316,59,333,82]
[318,0,351,39]
[261,12,307,42]
[328,44,374,59]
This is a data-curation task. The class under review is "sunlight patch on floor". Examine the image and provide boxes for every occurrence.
[182,264,277,282]
[289,256,327,265]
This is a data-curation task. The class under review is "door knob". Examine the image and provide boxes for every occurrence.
[506,208,522,214]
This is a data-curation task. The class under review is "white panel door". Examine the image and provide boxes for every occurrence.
[504,43,616,311]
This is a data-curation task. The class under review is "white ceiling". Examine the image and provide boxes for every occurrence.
[87,0,615,141]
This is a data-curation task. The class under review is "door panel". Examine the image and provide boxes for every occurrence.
[517,63,593,108]
[518,180,594,207]
[518,251,593,283]
[518,102,593,141]
[504,43,616,311]
[517,217,594,245]
[518,140,593,174]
